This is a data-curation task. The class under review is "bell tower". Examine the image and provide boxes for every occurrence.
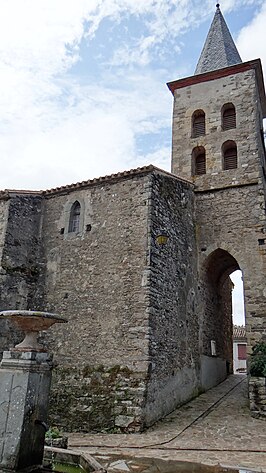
[168,5,266,386]
[168,4,266,192]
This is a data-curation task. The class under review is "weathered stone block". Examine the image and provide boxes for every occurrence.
[0,351,53,471]
[249,376,266,420]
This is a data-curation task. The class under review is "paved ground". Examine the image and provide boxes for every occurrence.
[68,375,266,472]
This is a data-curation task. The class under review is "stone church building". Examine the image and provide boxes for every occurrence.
[0,6,265,432]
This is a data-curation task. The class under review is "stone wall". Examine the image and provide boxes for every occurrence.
[171,63,266,364]
[172,69,262,189]
[40,172,151,431]
[0,194,44,354]
[0,169,210,432]
[0,199,9,264]
[144,172,199,426]
[199,263,233,390]
[249,377,266,419]
[43,169,207,431]
[196,183,266,360]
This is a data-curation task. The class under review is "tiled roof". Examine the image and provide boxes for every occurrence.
[43,165,155,195]
[0,165,193,199]
[233,325,246,340]
[195,5,242,75]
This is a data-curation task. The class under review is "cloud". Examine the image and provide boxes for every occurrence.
[0,67,172,189]
[0,0,264,190]
[237,2,266,76]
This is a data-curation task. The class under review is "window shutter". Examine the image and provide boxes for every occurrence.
[223,108,236,130]
[224,147,237,170]
[237,344,247,360]
[195,153,206,175]
[193,115,206,137]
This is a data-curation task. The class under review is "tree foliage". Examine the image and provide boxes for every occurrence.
[250,342,266,377]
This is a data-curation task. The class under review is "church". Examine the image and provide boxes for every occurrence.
[0,5,265,432]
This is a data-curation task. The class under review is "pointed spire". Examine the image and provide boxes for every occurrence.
[195,4,242,75]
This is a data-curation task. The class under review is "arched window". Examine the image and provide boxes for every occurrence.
[192,146,206,176]
[192,110,206,138]
[222,141,238,170]
[222,103,236,131]
[68,201,81,233]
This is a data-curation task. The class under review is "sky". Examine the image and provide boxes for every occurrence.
[231,270,245,326]
[0,0,265,191]
[0,0,264,324]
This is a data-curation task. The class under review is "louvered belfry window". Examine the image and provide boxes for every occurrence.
[68,201,81,233]
[195,153,206,175]
[223,141,237,170]
[193,147,206,176]
[222,104,236,130]
[192,110,206,138]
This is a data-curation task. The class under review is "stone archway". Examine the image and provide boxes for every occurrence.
[199,248,241,390]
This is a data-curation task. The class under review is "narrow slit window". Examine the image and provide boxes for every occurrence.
[223,141,237,170]
[68,201,81,233]
[192,110,206,138]
[222,104,236,130]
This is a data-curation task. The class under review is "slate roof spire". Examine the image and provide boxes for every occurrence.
[195,4,242,75]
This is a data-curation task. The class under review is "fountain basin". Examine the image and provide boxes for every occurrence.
[0,310,67,352]
[44,447,105,473]
[0,310,68,473]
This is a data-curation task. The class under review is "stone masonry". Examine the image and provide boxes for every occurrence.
[0,168,201,432]
[249,376,266,419]
[168,59,266,383]
[0,8,265,433]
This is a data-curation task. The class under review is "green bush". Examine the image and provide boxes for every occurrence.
[45,426,62,440]
[250,342,266,377]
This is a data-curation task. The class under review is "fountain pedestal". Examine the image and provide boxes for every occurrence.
[0,351,53,471]
[0,311,67,472]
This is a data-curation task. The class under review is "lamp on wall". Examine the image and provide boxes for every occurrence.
[156,232,169,246]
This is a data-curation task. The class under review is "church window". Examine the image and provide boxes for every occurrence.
[68,201,81,233]
[192,110,206,138]
[222,103,236,130]
[192,146,206,175]
[222,141,238,170]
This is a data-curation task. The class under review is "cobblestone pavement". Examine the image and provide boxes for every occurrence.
[68,375,266,472]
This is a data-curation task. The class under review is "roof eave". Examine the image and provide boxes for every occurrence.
[167,59,266,117]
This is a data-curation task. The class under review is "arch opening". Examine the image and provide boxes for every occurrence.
[200,249,246,390]
[222,140,238,170]
[192,146,206,176]
[222,103,236,130]
[192,110,206,138]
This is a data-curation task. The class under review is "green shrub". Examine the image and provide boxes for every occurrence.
[250,342,266,377]
[45,426,62,440]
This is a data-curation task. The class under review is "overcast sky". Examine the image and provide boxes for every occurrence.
[1,0,263,324]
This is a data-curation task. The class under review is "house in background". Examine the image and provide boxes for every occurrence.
[233,326,247,374]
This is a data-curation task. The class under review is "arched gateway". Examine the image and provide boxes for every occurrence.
[200,249,241,390]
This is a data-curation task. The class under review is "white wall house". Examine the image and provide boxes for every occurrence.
[233,326,247,374]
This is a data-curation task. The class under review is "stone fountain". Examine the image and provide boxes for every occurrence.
[0,310,67,472]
